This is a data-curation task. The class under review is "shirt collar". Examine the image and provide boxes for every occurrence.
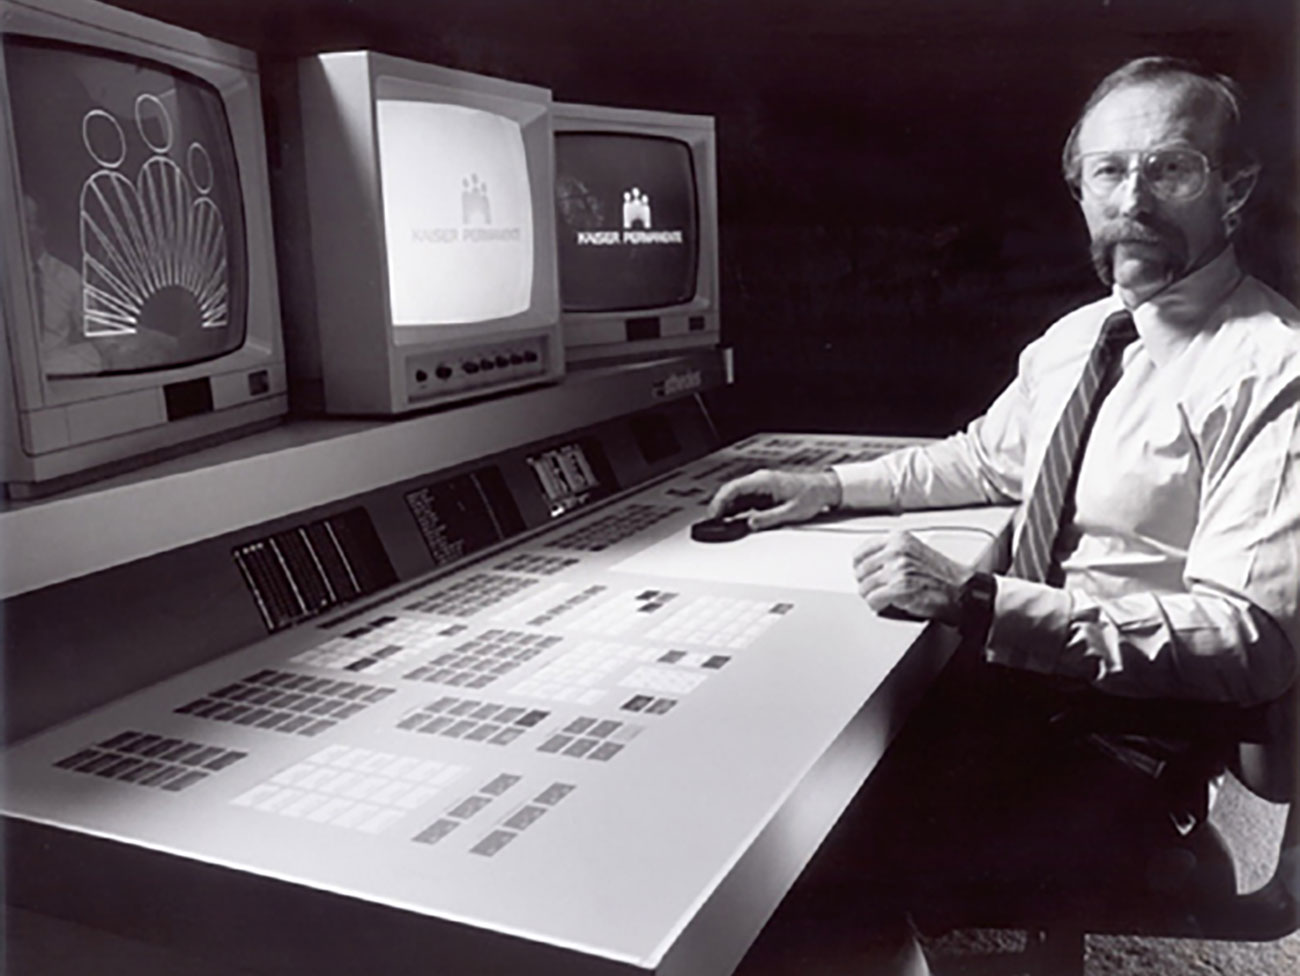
[1119,247,1244,367]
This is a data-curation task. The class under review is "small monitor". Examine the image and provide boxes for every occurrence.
[0,0,287,496]
[277,51,563,416]
[552,102,720,365]
[526,438,614,518]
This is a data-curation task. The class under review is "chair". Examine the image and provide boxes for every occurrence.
[929,688,1299,976]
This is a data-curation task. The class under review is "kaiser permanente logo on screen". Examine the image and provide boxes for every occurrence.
[576,186,684,247]
[410,172,522,244]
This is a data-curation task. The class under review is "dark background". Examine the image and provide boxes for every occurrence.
[116,0,1300,439]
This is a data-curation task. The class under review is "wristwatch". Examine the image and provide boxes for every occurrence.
[958,571,997,645]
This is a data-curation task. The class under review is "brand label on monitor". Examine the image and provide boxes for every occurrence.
[408,174,524,245]
[573,186,684,247]
[653,368,702,398]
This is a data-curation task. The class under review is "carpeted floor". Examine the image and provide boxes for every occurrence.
[920,926,1300,975]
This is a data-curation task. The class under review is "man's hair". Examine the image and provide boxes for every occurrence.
[1061,56,1255,195]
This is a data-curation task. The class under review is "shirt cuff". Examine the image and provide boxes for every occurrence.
[828,460,896,511]
[985,575,1072,674]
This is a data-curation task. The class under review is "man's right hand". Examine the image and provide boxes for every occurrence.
[706,469,842,531]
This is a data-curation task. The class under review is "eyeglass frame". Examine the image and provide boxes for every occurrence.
[1070,145,1220,203]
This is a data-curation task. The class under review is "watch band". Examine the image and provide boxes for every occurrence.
[959,571,997,645]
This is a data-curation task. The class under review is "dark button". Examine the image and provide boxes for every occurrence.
[463,362,480,374]
[495,355,509,368]
[523,350,539,363]
[480,358,495,371]
[509,353,524,365]
[435,364,453,380]
[415,369,428,383]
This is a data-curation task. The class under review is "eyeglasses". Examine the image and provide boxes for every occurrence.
[1076,147,1215,202]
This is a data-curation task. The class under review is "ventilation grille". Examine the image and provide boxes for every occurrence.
[233,507,397,633]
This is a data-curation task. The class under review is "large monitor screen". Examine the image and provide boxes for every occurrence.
[554,133,699,313]
[5,38,248,379]
[377,99,534,326]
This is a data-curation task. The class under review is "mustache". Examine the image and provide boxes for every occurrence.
[1090,219,1190,286]
[1093,219,1186,250]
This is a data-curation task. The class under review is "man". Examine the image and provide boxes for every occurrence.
[712,57,1299,974]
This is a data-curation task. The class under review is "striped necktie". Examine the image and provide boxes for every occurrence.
[1009,309,1138,584]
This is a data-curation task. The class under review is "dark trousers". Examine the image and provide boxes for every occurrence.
[790,650,1224,932]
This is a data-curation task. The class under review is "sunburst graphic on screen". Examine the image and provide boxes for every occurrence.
[78,94,228,338]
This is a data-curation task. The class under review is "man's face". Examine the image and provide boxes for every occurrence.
[1074,78,1235,301]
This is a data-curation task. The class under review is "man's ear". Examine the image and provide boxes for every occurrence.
[1221,162,1260,223]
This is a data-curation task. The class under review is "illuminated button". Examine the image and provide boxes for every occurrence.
[463,362,480,375]
[435,365,453,380]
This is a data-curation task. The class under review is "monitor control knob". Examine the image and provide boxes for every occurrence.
[414,369,428,383]
[480,358,495,371]
[523,350,539,363]
[495,355,509,368]
[509,353,524,365]
[464,361,480,375]
[435,364,453,380]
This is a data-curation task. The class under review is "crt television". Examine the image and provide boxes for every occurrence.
[551,102,720,365]
[280,51,563,416]
[0,0,287,497]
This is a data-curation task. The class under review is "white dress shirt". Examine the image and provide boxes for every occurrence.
[831,248,1300,707]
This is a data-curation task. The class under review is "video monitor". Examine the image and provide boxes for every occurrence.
[552,102,720,365]
[556,133,699,312]
[0,0,286,497]
[526,438,614,518]
[277,51,563,416]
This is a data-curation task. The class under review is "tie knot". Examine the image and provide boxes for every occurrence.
[1101,309,1138,347]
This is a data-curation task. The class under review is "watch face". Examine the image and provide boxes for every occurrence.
[960,572,996,641]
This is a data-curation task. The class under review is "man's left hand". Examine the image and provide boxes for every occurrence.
[852,530,973,625]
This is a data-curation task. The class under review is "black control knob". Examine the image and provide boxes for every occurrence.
[480,358,495,371]
[414,369,428,383]
[463,361,480,375]
[435,364,453,380]
[509,353,524,365]
[523,350,539,363]
[495,355,509,368]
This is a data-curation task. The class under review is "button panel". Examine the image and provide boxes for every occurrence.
[405,335,551,403]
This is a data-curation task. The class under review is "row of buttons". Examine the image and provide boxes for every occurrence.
[417,350,540,383]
